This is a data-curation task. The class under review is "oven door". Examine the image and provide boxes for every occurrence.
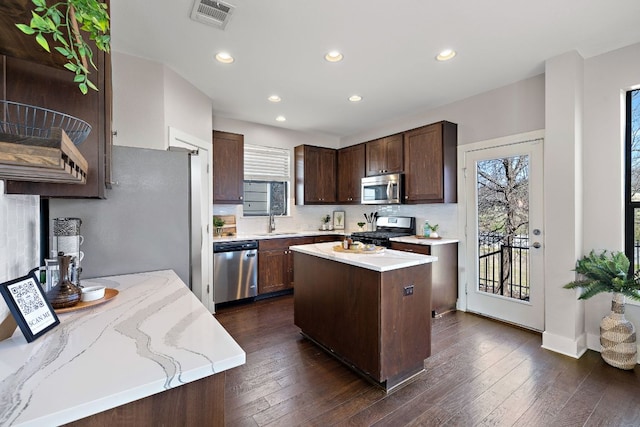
[361,174,403,204]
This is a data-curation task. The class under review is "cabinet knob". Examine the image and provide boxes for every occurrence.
[239,196,243,200]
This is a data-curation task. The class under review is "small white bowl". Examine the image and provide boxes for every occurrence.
[81,286,106,302]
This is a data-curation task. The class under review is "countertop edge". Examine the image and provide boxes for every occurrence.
[290,242,437,272]
[389,236,459,246]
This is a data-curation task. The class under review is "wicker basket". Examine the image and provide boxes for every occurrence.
[0,100,91,145]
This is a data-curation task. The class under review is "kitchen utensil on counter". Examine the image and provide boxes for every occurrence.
[40,258,60,293]
[46,254,81,309]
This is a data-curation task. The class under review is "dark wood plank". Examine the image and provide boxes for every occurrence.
[215,294,640,427]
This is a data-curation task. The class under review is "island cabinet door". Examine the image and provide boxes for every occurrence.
[379,264,432,382]
[293,253,381,377]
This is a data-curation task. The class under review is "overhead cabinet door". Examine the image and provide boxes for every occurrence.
[213,130,244,204]
[403,121,457,203]
[365,134,403,176]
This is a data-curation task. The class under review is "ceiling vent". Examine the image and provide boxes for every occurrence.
[190,0,235,30]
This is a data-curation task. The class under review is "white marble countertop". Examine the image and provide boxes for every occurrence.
[213,230,345,243]
[0,270,245,427]
[290,241,437,272]
[390,236,460,246]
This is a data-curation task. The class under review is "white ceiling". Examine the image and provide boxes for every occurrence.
[111,0,640,138]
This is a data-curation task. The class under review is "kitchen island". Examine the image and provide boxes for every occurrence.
[0,270,245,427]
[290,242,437,391]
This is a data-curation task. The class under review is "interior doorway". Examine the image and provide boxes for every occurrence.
[169,127,214,312]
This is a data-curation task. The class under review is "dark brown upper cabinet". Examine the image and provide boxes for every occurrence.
[294,145,336,205]
[365,133,403,176]
[337,143,365,204]
[403,121,457,204]
[213,130,244,204]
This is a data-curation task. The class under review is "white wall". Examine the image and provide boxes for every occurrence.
[582,42,640,350]
[112,51,213,150]
[342,74,545,148]
[542,51,586,357]
[0,182,40,321]
[164,67,213,144]
[112,52,165,150]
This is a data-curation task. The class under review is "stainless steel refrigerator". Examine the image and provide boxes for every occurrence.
[48,146,201,295]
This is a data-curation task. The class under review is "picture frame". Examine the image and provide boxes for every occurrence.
[0,271,59,343]
[333,210,345,230]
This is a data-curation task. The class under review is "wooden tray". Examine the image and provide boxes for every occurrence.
[333,245,385,254]
[414,235,443,240]
[55,288,119,314]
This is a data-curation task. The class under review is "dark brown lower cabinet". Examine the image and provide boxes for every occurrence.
[293,251,431,391]
[389,241,458,317]
[64,372,225,427]
[258,236,314,294]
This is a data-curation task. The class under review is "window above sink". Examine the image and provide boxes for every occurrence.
[243,144,290,217]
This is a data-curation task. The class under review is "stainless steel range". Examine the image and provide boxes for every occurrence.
[350,216,415,247]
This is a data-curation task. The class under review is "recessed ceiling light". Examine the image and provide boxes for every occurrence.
[436,49,456,61]
[268,95,281,103]
[276,116,286,122]
[348,95,362,102]
[215,52,234,64]
[324,50,343,62]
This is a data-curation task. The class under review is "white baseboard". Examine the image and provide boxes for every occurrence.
[541,331,587,359]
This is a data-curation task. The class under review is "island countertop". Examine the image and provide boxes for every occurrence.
[0,269,245,427]
[290,241,437,272]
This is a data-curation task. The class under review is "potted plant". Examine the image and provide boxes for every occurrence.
[429,223,440,238]
[321,214,331,230]
[16,0,111,94]
[564,250,640,369]
[357,221,366,232]
[213,217,225,237]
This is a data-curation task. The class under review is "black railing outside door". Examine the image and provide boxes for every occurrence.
[478,232,530,301]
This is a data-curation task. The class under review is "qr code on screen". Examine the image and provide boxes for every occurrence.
[10,281,45,316]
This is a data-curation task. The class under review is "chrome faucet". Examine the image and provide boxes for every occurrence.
[268,212,276,233]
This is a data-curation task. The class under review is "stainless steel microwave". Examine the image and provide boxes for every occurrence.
[361,173,403,204]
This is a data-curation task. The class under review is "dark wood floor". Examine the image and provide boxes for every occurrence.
[215,295,640,427]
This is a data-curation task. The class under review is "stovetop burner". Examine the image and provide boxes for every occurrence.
[351,231,411,239]
[350,216,416,247]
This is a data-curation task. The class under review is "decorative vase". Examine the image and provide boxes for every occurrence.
[600,293,637,370]
[215,227,223,237]
[46,254,82,309]
[322,223,327,230]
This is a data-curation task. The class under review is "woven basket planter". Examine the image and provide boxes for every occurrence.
[600,293,637,370]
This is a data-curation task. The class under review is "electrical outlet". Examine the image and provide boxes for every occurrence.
[403,285,414,296]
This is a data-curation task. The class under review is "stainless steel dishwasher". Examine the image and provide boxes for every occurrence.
[213,240,258,304]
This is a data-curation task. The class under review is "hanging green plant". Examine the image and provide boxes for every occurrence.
[15,0,110,94]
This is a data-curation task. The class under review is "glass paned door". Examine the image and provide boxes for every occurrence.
[477,155,530,301]
[465,137,544,331]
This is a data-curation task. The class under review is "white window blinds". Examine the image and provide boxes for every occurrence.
[244,144,290,181]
